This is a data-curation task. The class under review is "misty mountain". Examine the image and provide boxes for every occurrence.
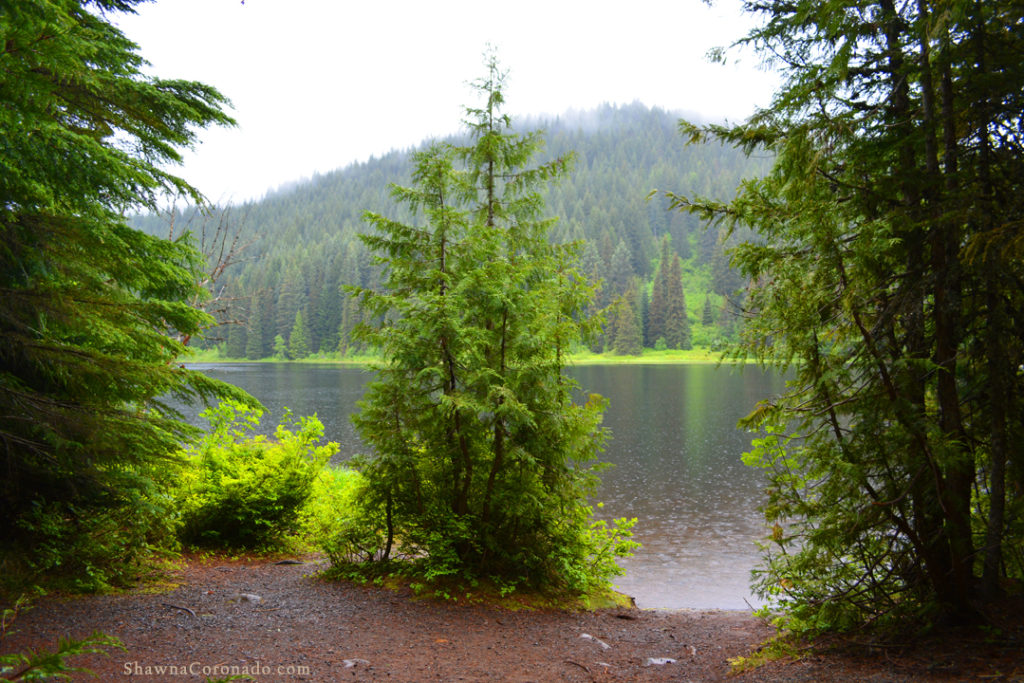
[132,102,767,357]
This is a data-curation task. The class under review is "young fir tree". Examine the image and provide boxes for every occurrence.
[273,334,288,360]
[0,0,253,585]
[611,295,643,356]
[288,310,311,360]
[702,294,715,326]
[348,55,632,591]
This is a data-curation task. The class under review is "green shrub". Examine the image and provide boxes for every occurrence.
[319,473,395,566]
[3,468,180,593]
[323,465,640,596]
[9,503,173,593]
[297,464,364,545]
[176,401,336,549]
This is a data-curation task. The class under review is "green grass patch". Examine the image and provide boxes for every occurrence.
[183,347,740,366]
[180,348,378,366]
[728,632,808,673]
[567,347,728,365]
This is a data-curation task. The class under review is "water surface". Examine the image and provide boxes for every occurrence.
[184,362,784,609]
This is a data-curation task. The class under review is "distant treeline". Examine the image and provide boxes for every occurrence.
[132,103,768,359]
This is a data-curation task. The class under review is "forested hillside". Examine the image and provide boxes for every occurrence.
[134,103,767,358]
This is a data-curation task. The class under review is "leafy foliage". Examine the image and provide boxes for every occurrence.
[0,0,252,586]
[674,0,1024,631]
[176,401,335,549]
[298,464,364,545]
[344,55,635,593]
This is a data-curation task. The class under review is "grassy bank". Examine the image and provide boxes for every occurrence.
[183,347,734,366]
[567,348,729,365]
[182,349,378,365]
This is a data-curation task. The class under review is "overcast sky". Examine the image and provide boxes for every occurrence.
[115,0,777,204]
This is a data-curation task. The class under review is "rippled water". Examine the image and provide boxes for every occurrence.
[183,362,785,609]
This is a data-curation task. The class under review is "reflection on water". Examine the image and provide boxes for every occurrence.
[182,362,370,460]
[573,365,785,609]
[183,362,784,610]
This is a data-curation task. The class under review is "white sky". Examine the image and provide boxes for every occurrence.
[115,0,776,204]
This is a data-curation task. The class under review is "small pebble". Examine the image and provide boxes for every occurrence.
[644,657,677,666]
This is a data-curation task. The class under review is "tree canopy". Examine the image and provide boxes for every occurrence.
[0,0,251,587]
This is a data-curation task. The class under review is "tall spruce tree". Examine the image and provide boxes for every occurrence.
[672,0,1024,629]
[662,254,691,349]
[647,237,672,344]
[0,0,251,585]
[348,55,628,591]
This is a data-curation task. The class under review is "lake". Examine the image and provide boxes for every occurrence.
[183,362,785,610]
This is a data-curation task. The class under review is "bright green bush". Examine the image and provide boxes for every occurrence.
[297,464,364,546]
[176,401,336,549]
[319,473,395,566]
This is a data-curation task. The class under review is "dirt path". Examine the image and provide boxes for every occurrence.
[2,556,1020,681]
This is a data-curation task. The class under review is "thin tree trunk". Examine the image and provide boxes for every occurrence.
[918,0,976,611]
[481,308,509,527]
[970,0,1008,598]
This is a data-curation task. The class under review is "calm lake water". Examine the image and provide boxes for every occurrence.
[184,362,785,610]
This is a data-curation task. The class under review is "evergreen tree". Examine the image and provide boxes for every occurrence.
[647,237,671,343]
[273,334,288,360]
[304,261,324,352]
[702,294,714,326]
[611,295,643,356]
[638,283,651,347]
[349,55,624,591]
[275,267,303,342]
[288,310,311,360]
[662,254,691,349]
[244,296,263,359]
[608,240,635,297]
[225,320,247,358]
[673,0,1024,628]
[258,288,277,357]
[337,294,360,355]
[153,102,766,353]
[0,0,251,584]
[710,227,743,296]
[314,267,342,353]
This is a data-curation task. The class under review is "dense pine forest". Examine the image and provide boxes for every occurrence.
[133,103,767,359]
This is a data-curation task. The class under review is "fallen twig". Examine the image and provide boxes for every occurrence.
[565,659,591,673]
[161,603,197,618]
